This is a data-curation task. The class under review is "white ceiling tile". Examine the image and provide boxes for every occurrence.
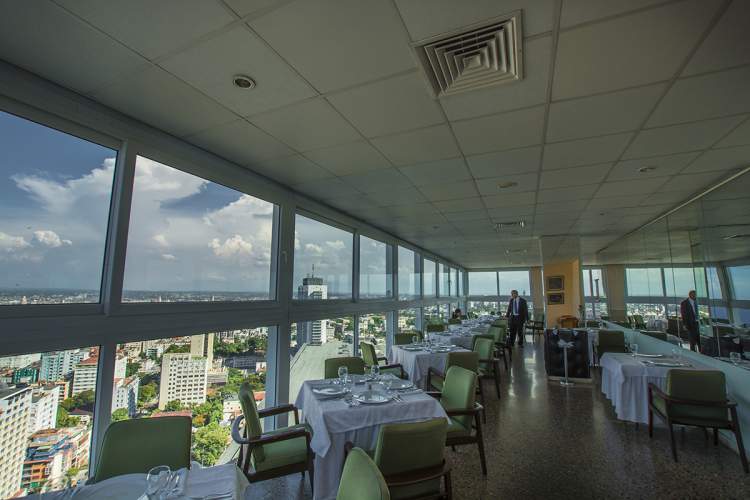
[398,158,471,185]
[393,0,555,40]
[187,119,294,165]
[487,205,536,219]
[585,195,645,211]
[440,36,552,121]
[560,0,668,28]
[366,187,427,207]
[547,84,665,142]
[543,133,632,170]
[540,163,610,189]
[607,152,700,181]
[0,1,147,94]
[340,168,412,194]
[537,184,598,203]
[302,141,391,176]
[683,0,750,76]
[252,154,333,184]
[381,203,438,218]
[250,0,415,92]
[682,145,750,174]
[419,181,479,201]
[58,0,235,59]
[639,191,689,206]
[433,197,485,213]
[159,25,316,116]
[658,172,726,193]
[371,125,460,165]
[536,200,588,214]
[648,67,750,127]
[475,174,538,196]
[444,210,491,222]
[91,67,236,137]
[623,116,746,159]
[717,118,750,148]
[553,0,722,99]
[250,98,360,151]
[482,192,537,209]
[466,146,542,179]
[452,106,545,155]
[224,0,289,17]
[594,178,667,198]
[327,72,444,138]
[293,176,360,198]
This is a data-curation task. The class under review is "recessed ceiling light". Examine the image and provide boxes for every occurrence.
[233,75,256,89]
[497,181,518,189]
[638,165,657,173]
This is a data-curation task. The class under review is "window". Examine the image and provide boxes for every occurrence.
[359,313,387,358]
[114,328,270,467]
[453,269,460,297]
[398,309,419,332]
[293,214,353,300]
[663,267,698,298]
[290,317,353,399]
[423,305,440,325]
[359,236,391,298]
[0,346,99,495]
[123,156,276,302]
[468,272,497,296]
[626,303,665,320]
[582,268,606,298]
[706,267,722,300]
[397,246,420,300]
[458,270,464,296]
[626,268,664,296]
[0,111,116,305]
[728,265,750,300]
[498,270,530,296]
[468,301,497,316]
[423,258,437,297]
[440,264,451,296]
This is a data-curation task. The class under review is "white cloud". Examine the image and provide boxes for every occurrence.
[152,234,169,248]
[209,235,253,258]
[33,230,72,248]
[132,157,207,201]
[304,243,323,255]
[326,240,345,250]
[0,231,30,252]
[161,253,177,261]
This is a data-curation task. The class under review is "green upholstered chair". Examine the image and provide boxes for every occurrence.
[325,356,366,379]
[337,447,391,500]
[486,326,511,369]
[429,366,487,476]
[474,336,501,401]
[427,351,479,392]
[448,318,461,325]
[526,320,545,344]
[648,370,748,473]
[426,323,446,333]
[595,329,627,365]
[394,332,422,345]
[491,318,508,328]
[92,415,191,482]
[369,418,451,499]
[359,341,405,379]
[641,330,668,342]
[232,382,315,487]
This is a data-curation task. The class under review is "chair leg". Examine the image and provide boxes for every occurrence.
[713,428,719,446]
[308,457,315,493]
[493,361,502,399]
[477,382,486,423]
[444,469,453,500]
[475,415,487,476]
[668,420,678,462]
[648,408,653,438]
[734,427,749,474]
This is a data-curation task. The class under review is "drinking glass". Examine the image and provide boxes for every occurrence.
[412,335,418,345]
[371,364,380,381]
[337,366,348,386]
[730,352,741,366]
[631,343,639,357]
[671,348,679,361]
[146,465,171,499]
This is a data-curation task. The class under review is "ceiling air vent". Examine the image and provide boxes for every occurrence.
[412,11,523,98]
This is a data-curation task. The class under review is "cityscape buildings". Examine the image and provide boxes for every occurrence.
[29,386,60,434]
[297,276,328,346]
[39,350,89,384]
[0,385,32,499]
[158,353,209,410]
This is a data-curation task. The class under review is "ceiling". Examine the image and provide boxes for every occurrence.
[1,0,750,268]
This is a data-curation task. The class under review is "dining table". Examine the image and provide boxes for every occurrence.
[388,344,470,388]
[295,375,448,500]
[35,462,249,499]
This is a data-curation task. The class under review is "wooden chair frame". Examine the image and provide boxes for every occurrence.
[427,393,487,476]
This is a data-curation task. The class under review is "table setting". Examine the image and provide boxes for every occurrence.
[388,340,469,388]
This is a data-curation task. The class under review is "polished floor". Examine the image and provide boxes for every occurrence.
[248,336,750,499]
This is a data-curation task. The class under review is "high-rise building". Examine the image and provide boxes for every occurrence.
[72,354,125,396]
[158,353,208,409]
[29,385,60,433]
[22,427,90,493]
[12,366,39,385]
[190,333,214,367]
[297,276,328,345]
[0,354,41,370]
[39,350,89,382]
[0,385,32,499]
[112,376,139,417]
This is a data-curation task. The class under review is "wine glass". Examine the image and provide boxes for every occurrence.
[371,364,380,381]
[671,348,679,361]
[730,352,741,366]
[631,343,639,357]
[337,366,348,386]
[146,465,171,499]
[411,335,418,345]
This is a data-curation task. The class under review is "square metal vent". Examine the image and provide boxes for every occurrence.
[412,12,523,98]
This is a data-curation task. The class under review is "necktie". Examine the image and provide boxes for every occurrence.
[514,299,518,315]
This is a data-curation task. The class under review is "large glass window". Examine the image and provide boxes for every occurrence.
[468,271,497,296]
[423,258,437,297]
[626,303,666,321]
[0,111,116,305]
[440,264,451,297]
[706,267,722,300]
[468,301,497,316]
[397,246,420,300]
[498,270,530,296]
[423,305,441,325]
[582,268,607,320]
[626,268,664,296]
[398,308,419,332]
[0,346,99,495]
[123,156,275,302]
[114,328,269,467]
[664,267,697,298]
[728,265,750,300]
[453,269,460,297]
[358,313,387,358]
[458,270,464,296]
[293,214,353,300]
[290,317,353,399]
[359,236,391,299]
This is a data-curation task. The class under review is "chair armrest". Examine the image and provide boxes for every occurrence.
[444,402,483,417]
[427,366,445,381]
[425,391,442,399]
[258,403,300,424]
[380,363,405,378]
[377,356,389,363]
[383,462,449,487]
[648,383,737,408]
[231,415,310,446]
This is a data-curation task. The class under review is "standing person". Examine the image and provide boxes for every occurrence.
[680,290,701,352]
[506,290,529,348]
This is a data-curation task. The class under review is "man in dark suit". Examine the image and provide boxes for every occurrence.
[680,290,701,352]
[506,290,529,347]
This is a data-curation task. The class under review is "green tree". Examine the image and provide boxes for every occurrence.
[56,407,80,427]
[111,408,130,422]
[191,422,229,466]
[126,361,141,377]
[164,400,185,412]
[165,344,190,354]
[138,382,157,404]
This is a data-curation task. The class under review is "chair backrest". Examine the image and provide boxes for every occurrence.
[446,351,479,373]
[641,330,667,342]
[393,333,413,346]
[426,323,446,333]
[598,329,625,348]
[239,382,266,462]
[666,370,728,422]
[487,326,506,343]
[440,366,477,431]
[448,318,461,324]
[325,356,366,379]
[93,415,191,482]
[360,341,378,366]
[473,336,494,360]
[338,448,391,500]
[491,318,508,327]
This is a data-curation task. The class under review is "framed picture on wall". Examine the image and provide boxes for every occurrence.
[547,293,564,305]
[547,276,564,291]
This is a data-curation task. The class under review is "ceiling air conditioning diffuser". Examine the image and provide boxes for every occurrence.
[412,11,523,98]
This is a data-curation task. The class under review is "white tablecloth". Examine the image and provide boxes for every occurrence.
[388,346,468,388]
[295,378,447,500]
[36,463,248,500]
[600,353,709,423]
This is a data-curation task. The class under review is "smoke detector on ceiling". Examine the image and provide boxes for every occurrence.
[412,12,523,98]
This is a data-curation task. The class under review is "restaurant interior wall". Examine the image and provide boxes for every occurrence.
[541,259,582,328]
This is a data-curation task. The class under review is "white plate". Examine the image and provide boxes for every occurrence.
[313,386,346,396]
[635,353,663,358]
[386,379,414,390]
[403,346,423,351]
[354,390,391,404]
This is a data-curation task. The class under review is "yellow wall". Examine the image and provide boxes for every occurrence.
[542,259,582,328]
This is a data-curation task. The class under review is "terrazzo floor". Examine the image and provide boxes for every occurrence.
[247,336,750,499]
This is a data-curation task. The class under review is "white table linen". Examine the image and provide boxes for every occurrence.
[295,378,448,500]
[388,346,468,388]
[36,463,248,500]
